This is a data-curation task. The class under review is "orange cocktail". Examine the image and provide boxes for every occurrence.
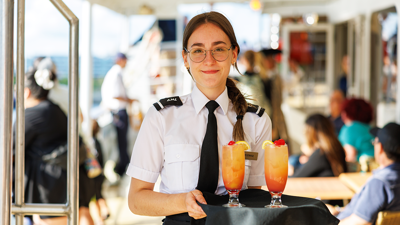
[264,139,288,208]
[222,141,246,207]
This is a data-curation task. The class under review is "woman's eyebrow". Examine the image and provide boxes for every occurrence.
[190,41,228,48]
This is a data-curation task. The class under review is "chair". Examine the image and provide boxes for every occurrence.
[376,211,400,225]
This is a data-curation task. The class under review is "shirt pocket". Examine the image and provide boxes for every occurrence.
[242,159,252,189]
[163,144,200,192]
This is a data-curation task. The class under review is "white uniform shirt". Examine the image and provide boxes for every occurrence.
[126,85,271,195]
[101,64,128,112]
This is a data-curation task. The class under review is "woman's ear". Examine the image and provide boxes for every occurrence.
[232,46,238,64]
[182,50,189,68]
[24,87,31,99]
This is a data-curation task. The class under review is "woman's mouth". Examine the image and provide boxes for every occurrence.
[202,70,219,74]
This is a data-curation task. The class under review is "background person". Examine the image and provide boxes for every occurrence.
[291,114,347,177]
[127,11,271,225]
[259,48,289,144]
[14,70,68,224]
[328,90,345,135]
[101,53,136,177]
[339,98,374,163]
[328,122,400,225]
[339,55,349,96]
[237,50,271,115]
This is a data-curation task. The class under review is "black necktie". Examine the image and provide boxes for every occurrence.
[196,100,220,193]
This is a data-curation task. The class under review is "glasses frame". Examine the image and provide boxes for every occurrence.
[184,45,234,63]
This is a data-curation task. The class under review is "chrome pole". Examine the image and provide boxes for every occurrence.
[49,1,79,224]
[15,0,26,224]
[0,0,14,224]
[12,204,70,215]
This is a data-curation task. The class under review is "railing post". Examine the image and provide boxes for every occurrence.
[0,0,15,224]
[15,0,26,224]
[48,1,80,224]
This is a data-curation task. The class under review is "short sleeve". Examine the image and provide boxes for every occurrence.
[338,125,356,147]
[351,179,387,222]
[247,113,271,186]
[126,106,165,183]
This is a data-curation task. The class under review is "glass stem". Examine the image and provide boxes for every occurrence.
[227,190,240,205]
[270,192,283,206]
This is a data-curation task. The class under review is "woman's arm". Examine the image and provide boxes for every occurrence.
[343,144,357,162]
[128,178,207,219]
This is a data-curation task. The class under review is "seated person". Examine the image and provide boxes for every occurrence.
[328,90,345,136]
[328,122,400,225]
[339,98,375,163]
[291,114,347,178]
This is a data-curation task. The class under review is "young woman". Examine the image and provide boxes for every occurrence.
[292,114,347,177]
[127,12,271,224]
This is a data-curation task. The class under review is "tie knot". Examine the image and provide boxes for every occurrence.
[205,100,219,113]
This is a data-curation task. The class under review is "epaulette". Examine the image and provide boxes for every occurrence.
[246,104,265,117]
[153,96,183,111]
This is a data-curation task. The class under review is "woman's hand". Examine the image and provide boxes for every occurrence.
[186,190,207,219]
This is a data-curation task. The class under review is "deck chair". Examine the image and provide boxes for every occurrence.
[376,211,400,225]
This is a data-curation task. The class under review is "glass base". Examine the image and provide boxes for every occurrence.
[223,189,245,208]
[265,204,288,208]
[223,203,245,207]
[265,191,287,208]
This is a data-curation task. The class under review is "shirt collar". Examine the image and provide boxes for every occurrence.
[191,85,229,115]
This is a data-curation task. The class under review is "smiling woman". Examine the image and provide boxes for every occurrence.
[126,11,272,225]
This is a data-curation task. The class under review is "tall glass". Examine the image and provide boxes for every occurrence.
[264,143,288,208]
[222,143,246,207]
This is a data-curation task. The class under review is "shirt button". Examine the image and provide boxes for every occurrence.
[176,154,180,159]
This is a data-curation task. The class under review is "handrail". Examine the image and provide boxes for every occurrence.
[14,0,26,224]
[0,0,15,224]
[9,0,79,224]
[48,0,80,223]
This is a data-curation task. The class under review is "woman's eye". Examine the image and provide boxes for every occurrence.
[214,48,224,52]
[193,49,204,54]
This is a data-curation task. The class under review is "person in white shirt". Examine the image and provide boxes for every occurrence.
[127,12,272,225]
[101,53,136,176]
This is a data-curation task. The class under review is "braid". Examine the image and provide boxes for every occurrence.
[226,77,248,141]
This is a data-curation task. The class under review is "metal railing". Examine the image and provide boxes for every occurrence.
[0,0,80,224]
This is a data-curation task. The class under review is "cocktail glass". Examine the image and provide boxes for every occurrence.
[222,143,246,207]
[264,143,288,208]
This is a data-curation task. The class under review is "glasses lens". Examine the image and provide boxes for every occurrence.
[190,48,206,62]
[212,47,229,61]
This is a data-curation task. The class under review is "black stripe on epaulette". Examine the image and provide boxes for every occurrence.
[153,96,183,111]
[246,104,264,117]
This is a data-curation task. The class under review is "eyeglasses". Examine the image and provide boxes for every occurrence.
[184,45,234,63]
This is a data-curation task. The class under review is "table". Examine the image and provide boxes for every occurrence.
[262,177,355,200]
[339,172,372,193]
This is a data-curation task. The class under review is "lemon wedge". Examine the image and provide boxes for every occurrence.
[262,140,274,149]
[236,141,250,151]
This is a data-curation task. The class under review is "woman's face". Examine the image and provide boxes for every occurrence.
[182,23,238,96]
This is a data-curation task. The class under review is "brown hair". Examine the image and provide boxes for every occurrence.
[305,114,347,176]
[242,50,256,69]
[183,11,247,141]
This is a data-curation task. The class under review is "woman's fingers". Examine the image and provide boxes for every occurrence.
[186,190,207,219]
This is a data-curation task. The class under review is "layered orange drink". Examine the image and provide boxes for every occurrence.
[264,139,288,193]
[222,141,246,191]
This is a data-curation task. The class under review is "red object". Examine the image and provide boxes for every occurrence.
[274,139,285,146]
[228,141,236,145]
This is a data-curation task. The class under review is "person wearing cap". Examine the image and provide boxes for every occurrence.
[259,48,289,143]
[327,122,400,225]
[101,53,136,177]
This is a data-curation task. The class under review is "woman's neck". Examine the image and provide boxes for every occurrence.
[196,84,225,100]
[25,98,44,109]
